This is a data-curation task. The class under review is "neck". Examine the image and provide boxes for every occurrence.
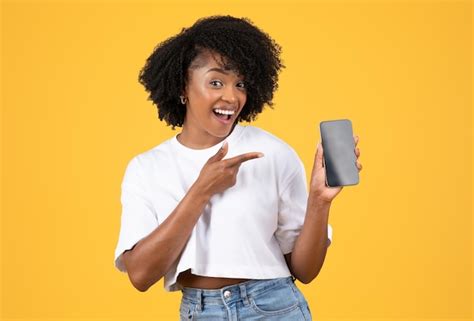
[177,123,237,149]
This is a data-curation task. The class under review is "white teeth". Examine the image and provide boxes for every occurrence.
[214,108,235,115]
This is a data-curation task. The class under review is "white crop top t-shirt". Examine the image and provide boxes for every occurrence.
[114,124,333,292]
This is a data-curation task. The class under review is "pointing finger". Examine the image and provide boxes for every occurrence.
[224,152,264,167]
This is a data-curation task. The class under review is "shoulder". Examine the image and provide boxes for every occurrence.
[124,137,175,175]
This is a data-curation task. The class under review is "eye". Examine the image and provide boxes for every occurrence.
[210,80,223,87]
[210,80,246,90]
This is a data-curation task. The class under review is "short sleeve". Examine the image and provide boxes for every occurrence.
[114,156,159,272]
[275,147,334,254]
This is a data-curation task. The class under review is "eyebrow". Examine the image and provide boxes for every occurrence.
[205,67,229,75]
[205,67,245,81]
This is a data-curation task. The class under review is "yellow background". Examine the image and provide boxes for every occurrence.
[1,0,472,320]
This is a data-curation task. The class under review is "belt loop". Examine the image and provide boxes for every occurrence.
[196,289,203,312]
[239,283,250,306]
[291,275,296,283]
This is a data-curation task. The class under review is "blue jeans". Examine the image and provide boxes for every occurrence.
[179,276,312,320]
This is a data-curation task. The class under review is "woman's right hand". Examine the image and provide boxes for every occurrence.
[195,141,264,198]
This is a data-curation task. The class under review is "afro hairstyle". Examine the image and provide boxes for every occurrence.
[138,15,285,129]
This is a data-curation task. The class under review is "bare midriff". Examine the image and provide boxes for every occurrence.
[177,268,251,289]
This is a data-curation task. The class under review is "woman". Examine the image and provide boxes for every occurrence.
[114,15,362,320]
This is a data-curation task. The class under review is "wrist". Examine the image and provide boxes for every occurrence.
[309,191,332,209]
[189,181,212,204]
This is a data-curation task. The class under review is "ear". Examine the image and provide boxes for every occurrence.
[180,88,187,100]
[181,82,189,96]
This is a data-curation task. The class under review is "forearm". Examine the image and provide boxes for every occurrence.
[126,182,210,291]
[290,193,331,284]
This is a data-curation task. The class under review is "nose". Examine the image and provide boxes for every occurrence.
[221,86,238,104]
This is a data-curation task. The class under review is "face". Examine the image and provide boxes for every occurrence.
[181,50,247,144]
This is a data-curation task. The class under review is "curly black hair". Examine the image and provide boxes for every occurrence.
[138,15,285,129]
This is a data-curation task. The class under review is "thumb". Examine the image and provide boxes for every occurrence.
[314,141,324,170]
[208,140,228,163]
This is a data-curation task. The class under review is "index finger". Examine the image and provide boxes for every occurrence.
[224,152,264,167]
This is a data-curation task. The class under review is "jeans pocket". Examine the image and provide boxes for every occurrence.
[249,282,300,316]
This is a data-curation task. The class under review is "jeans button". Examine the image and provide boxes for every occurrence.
[223,290,231,299]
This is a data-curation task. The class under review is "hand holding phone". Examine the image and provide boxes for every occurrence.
[320,119,359,187]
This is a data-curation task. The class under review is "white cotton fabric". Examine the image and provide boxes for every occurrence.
[114,124,333,292]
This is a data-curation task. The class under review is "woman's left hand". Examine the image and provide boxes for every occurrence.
[309,135,363,203]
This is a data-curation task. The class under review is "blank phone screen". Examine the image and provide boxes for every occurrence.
[320,119,359,187]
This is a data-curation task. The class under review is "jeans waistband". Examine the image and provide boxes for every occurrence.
[181,276,296,308]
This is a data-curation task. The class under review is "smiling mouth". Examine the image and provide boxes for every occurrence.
[212,109,236,124]
[213,111,232,120]
[212,108,236,121]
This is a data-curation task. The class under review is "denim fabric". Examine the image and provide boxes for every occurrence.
[179,276,312,320]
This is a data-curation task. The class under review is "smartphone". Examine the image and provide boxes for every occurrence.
[319,119,359,187]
